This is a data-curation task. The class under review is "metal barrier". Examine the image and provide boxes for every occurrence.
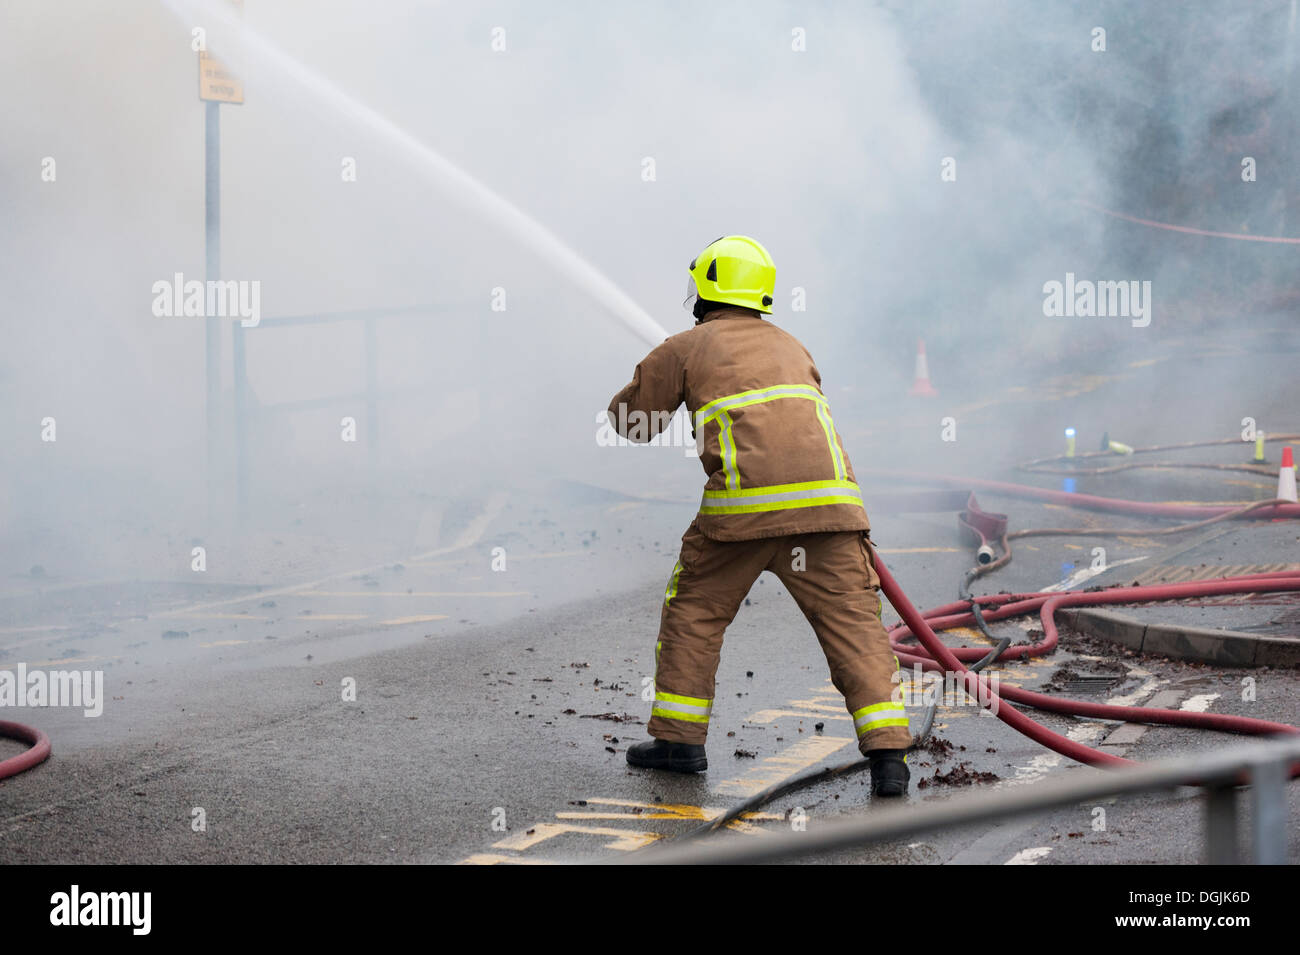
[228,303,461,515]
[618,735,1300,865]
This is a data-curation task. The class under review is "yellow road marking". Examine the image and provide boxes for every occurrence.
[747,709,850,724]
[780,695,850,712]
[381,614,449,625]
[492,823,661,852]
[459,853,555,866]
[555,798,782,823]
[567,799,708,819]
[713,735,857,797]
[1222,480,1274,491]
[199,640,250,648]
[463,799,781,862]
[747,684,853,724]
[294,613,369,621]
[552,811,781,823]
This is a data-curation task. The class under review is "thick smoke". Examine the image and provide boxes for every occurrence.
[1,1,1294,581]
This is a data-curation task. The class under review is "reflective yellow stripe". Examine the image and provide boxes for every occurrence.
[664,560,683,607]
[695,384,825,425]
[703,479,858,499]
[718,410,739,490]
[702,495,863,515]
[651,708,711,723]
[852,699,909,737]
[656,691,711,707]
[813,400,846,480]
[700,479,865,515]
[855,718,909,736]
[652,690,712,724]
[694,385,853,505]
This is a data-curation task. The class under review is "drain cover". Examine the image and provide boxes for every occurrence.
[1064,674,1123,692]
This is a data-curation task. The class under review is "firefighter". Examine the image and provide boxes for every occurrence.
[607,235,911,797]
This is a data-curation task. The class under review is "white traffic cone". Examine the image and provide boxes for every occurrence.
[908,339,938,397]
[1278,447,1297,502]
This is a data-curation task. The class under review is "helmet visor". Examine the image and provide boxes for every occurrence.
[681,274,698,312]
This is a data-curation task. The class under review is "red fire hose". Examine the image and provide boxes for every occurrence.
[861,468,1300,521]
[858,469,1300,767]
[876,561,1300,772]
[688,462,1300,835]
[0,719,51,781]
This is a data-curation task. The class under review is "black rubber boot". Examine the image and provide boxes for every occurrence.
[626,738,708,773]
[867,749,910,797]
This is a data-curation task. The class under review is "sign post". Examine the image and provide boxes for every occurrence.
[198,2,244,525]
[204,99,221,523]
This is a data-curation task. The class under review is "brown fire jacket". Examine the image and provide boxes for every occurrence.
[608,307,870,542]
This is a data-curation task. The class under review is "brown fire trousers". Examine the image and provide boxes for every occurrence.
[649,521,911,755]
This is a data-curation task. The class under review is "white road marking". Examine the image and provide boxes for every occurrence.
[1005,847,1053,865]
[1005,723,1111,787]
[409,491,509,560]
[1041,556,1148,593]
[1180,693,1220,713]
[1105,665,1163,707]
[1003,664,1164,786]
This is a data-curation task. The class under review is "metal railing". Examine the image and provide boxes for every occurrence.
[228,303,467,515]
[618,735,1300,865]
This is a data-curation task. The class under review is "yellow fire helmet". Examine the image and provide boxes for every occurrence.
[683,235,776,314]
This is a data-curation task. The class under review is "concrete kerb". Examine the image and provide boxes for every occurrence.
[1059,607,1300,668]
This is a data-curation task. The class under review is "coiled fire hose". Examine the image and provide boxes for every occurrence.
[0,720,51,781]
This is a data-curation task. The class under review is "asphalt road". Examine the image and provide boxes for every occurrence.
[1,328,1297,864]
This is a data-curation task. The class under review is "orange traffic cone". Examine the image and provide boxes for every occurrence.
[908,339,938,396]
[1278,447,1297,502]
